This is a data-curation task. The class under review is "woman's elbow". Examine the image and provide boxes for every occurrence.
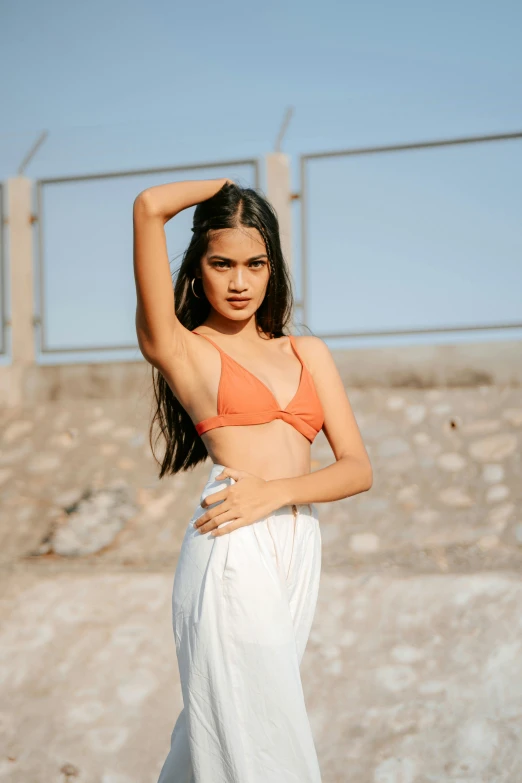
[360,458,373,492]
[133,189,157,217]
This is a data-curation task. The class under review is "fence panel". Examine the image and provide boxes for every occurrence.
[300,133,522,343]
[35,160,259,361]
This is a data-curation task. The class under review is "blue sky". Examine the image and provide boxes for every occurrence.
[1,0,521,363]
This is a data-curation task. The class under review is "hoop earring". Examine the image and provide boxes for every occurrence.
[191,278,201,299]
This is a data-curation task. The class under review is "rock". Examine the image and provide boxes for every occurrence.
[49,430,79,448]
[386,396,405,411]
[488,503,515,529]
[350,533,380,553]
[439,487,474,508]
[0,468,12,486]
[397,485,420,504]
[412,508,440,525]
[46,485,137,556]
[426,389,443,401]
[436,453,467,472]
[0,441,32,465]
[502,408,522,426]
[482,463,505,483]
[463,419,502,435]
[112,426,136,440]
[117,457,136,471]
[87,419,114,435]
[485,484,510,504]
[2,420,33,443]
[100,443,119,456]
[405,404,426,424]
[477,534,499,551]
[27,453,62,473]
[468,433,517,462]
[142,491,176,521]
[431,403,452,415]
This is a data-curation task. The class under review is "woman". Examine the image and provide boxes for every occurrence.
[133,178,372,783]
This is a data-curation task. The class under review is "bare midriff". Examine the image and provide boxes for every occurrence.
[200,419,312,482]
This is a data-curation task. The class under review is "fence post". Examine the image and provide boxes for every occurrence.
[3,177,35,405]
[265,154,296,322]
[265,153,293,271]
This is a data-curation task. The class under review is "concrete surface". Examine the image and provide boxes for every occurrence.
[1,381,522,782]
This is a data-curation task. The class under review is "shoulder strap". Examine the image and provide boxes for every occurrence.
[287,332,302,360]
[287,333,311,378]
[192,330,225,355]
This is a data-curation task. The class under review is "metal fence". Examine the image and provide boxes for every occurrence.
[35,158,260,355]
[298,130,522,339]
[3,132,522,360]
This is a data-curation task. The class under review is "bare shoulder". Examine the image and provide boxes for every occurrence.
[292,334,335,370]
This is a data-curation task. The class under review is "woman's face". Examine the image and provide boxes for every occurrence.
[199,226,270,321]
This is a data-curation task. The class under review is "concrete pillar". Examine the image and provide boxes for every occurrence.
[0,177,35,406]
[9,177,35,365]
[265,153,293,275]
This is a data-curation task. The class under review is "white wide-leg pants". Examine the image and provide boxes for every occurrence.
[157,462,323,783]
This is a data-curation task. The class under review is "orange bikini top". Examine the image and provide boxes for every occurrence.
[191,330,324,442]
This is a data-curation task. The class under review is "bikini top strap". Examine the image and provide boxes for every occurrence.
[193,330,305,372]
[191,330,226,355]
[287,332,303,362]
[289,334,312,383]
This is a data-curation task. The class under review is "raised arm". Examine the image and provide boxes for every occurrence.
[133,178,229,364]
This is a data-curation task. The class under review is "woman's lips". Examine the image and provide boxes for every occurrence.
[227,298,251,308]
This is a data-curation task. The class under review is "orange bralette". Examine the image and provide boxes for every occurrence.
[191,330,324,443]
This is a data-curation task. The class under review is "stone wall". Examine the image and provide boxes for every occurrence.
[1,349,521,781]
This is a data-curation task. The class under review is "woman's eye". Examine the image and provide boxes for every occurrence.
[212,261,265,269]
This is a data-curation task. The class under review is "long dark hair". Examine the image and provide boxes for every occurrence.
[149,181,295,478]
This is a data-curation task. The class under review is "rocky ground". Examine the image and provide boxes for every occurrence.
[1,384,521,782]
